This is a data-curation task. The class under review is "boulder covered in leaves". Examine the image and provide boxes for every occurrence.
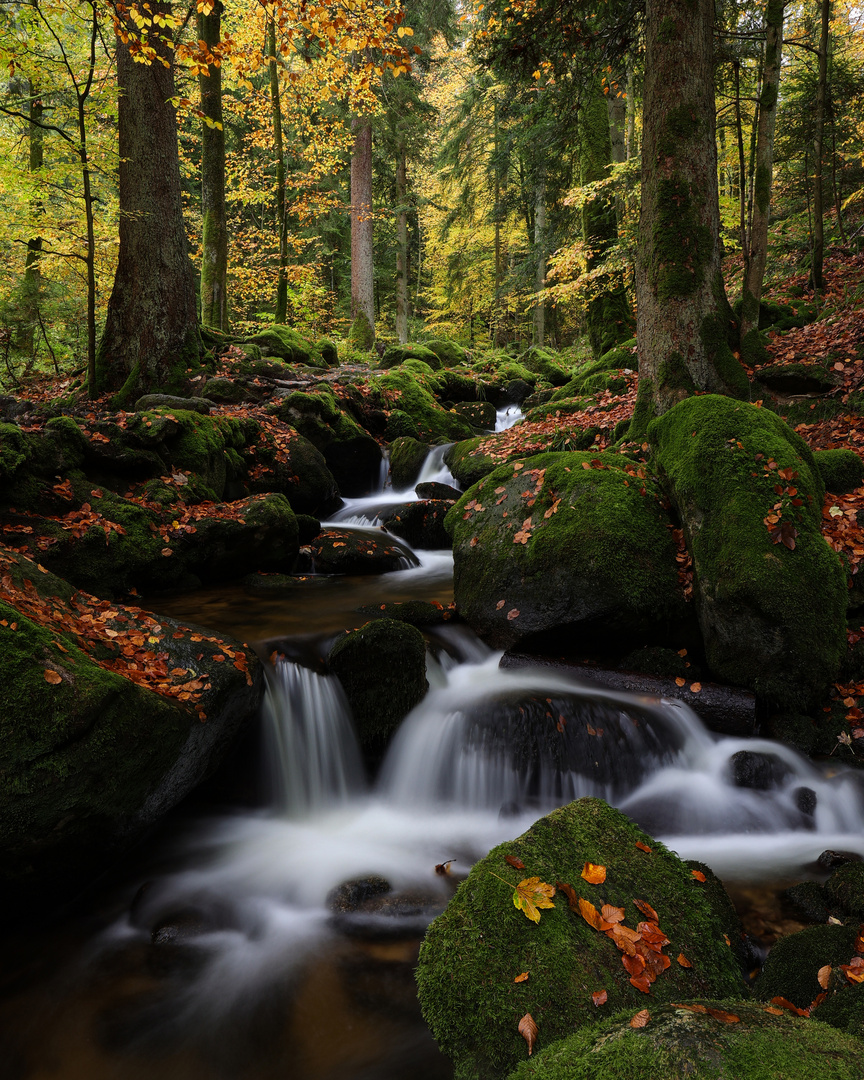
[0,547,263,918]
[416,798,745,1080]
[444,451,687,651]
[648,395,847,711]
[308,527,418,575]
[380,499,453,550]
[504,1001,863,1080]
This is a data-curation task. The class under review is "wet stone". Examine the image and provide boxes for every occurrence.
[415,481,461,501]
[729,750,793,790]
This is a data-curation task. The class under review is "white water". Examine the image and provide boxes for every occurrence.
[496,404,523,431]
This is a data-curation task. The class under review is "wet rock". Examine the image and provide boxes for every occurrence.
[390,437,431,490]
[794,787,818,816]
[354,600,456,627]
[415,481,461,501]
[134,394,213,414]
[453,401,497,429]
[782,881,830,924]
[729,751,793,790]
[295,513,321,545]
[309,528,418,575]
[817,849,863,871]
[327,875,392,913]
[380,500,452,550]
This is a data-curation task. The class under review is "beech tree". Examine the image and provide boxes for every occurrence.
[95,1,201,400]
[632,0,749,431]
[199,0,229,331]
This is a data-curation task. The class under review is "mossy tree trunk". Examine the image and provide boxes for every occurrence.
[395,143,409,343]
[810,0,830,292]
[533,164,546,346]
[17,77,43,357]
[350,116,375,343]
[268,15,288,324]
[199,1,228,332]
[581,77,634,358]
[740,1,785,353]
[633,0,749,430]
[96,2,200,401]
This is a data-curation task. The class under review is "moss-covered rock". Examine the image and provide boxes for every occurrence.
[444,452,686,650]
[444,436,509,488]
[814,982,864,1040]
[377,369,474,443]
[389,436,431,490]
[0,548,263,917]
[315,337,338,366]
[505,1001,863,1080]
[328,618,428,754]
[200,377,249,404]
[417,799,746,1080]
[551,340,637,401]
[380,499,453,550]
[354,600,456,627]
[825,862,864,918]
[308,528,418,575]
[755,362,840,395]
[814,448,864,494]
[454,400,497,429]
[272,390,382,496]
[243,420,340,515]
[648,395,846,710]
[753,923,860,1010]
[380,343,442,369]
[520,347,571,387]
[424,338,468,367]
[246,324,313,364]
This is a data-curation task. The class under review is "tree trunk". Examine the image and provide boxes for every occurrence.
[96,3,200,400]
[17,78,43,356]
[608,82,626,165]
[395,143,408,343]
[199,1,228,331]
[811,0,830,292]
[268,16,288,324]
[350,116,375,344]
[633,0,749,431]
[533,164,546,346]
[625,64,636,159]
[740,0,785,351]
[581,77,634,357]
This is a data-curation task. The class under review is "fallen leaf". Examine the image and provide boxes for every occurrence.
[518,1013,538,1055]
[771,996,810,1017]
[630,1008,650,1027]
[691,870,707,882]
[706,1007,740,1023]
[817,964,831,989]
[592,989,608,1007]
[435,860,454,876]
[578,897,614,932]
[675,677,686,687]
[44,669,62,684]
[555,880,581,912]
[506,855,526,870]
[635,841,652,853]
[677,953,693,968]
[514,972,529,983]
[622,953,646,978]
[496,600,506,609]
[513,877,556,923]
[582,862,606,884]
[856,924,864,955]
[507,609,520,620]
[633,899,659,922]
[690,682,702,693]
[601,904,626,924]
[673,1002,708,1014]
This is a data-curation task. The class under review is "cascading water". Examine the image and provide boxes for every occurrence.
[496,404,523,430]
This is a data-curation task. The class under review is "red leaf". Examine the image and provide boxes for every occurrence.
[505,855,526,870]
[592,989,608,1007]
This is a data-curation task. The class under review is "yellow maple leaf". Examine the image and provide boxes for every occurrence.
[512,877,556,923]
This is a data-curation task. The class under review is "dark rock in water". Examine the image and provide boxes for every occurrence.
[295,513,321,545]
[729,750,793,790]
[331,888,448,941]
[825,861,864,917]
[309,528,418,575]
[415,481,461,501]
[502,378,533,404]
[504,1000,864,1080]
[782,881,830,924]
[417,799,745,1080]
[327,875,392,913]
[134,394,213,414]
[355,600,456,627]
[390,436,431,490]
[618,645,698,681]
[328,618,428,756]
[380,500,452,550]
[817,849,863,870]
[794,786,817,816]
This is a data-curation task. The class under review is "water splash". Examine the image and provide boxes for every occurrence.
[496,404,523,431]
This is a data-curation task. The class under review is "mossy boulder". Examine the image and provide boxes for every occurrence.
[444,436,507,488]
[308,528,418,575]
[246,324,313,364]
[445,452,687,650]
[272,390,382,496]
[825,862,864,918]
[380,344,442,370]
[315,337,338,366]
[380,499,453,550]
[389,436,431,490]
[505,1001,864,1080]
[454,400,497,429]
[243,421,339,515]
[814,983,864,1040]
[520,346,571,387]
[648,395,847,711]
[753,923,860,1011]
[0,548,263,917]
[200,377,249,404]
[424,338,468,367]
[417,799,746,1080]
[755,362,840,395]
[328,618,428,755]
[814,448,864,494]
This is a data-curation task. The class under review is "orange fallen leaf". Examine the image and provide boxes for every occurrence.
[633,899,659,922]
[592,989,608,1007]
[518,1013,538,1055]
[578,897,614,932]
[841,957,864,984]
[764,1006,784,1016]
[675,677,686,687]
[672,1002,708,1014]
[435,860,453,876]
[44,669,62,684]
[555,880,581,912]
[505,855,526,870]
[706,1007,740,1023]
[601,904,626,924]
[690,682,702,693]
[622,953,646,978]
[771,996,810,1017]
[855,924,864,955]
[635,841,652,853]
[512,877,556,923]
[817,964,831,990]
[677,954,693,968]
[630,1008,650,1027]
[691,870,707,882]
[507,609,520,620]
[514,972,529,983]
[582,862,606,884]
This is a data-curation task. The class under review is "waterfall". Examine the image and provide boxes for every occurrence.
[263,661,365,815]
[414,443,458,487]
[496,404,523,431]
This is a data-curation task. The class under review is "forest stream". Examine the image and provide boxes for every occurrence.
[2,438,864,1080]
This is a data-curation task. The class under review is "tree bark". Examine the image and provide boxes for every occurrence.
[740,0,785,349]
[96,3,200,400]
[199,1,228,331]
[533,164,546,346]
[811,0,830,292]
[633,0,749,430]
[350,116,375,343]
[18,77,43,357]
[268,15,288,324]
[395,143,408,343]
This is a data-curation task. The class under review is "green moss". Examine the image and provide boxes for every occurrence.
[520,347,571,387]
[348,311,375,350]
[505,1002,863,1080]
[445,451,686,648]
[753,924,859,1010]
[389,436,430,489]
[454,401,497,429]
[658,15,677,42]
[327,618,428,753]
[380,343,442,370]
[652,177,712,301]
[0,422,31,479]
[740,327,771,369]
[246,325,312,364]
[417,799,745,1080]
[825,862,864,918]
[424,338,467,367]
[628,376,656,440]
[649,395,846,710]
[658,352,697,397]
[813,449,864,494]
[814,983,864,1040]
[701,301,751,401]
[378,369,474,442]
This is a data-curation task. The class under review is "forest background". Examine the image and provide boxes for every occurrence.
[1,0,863,383]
